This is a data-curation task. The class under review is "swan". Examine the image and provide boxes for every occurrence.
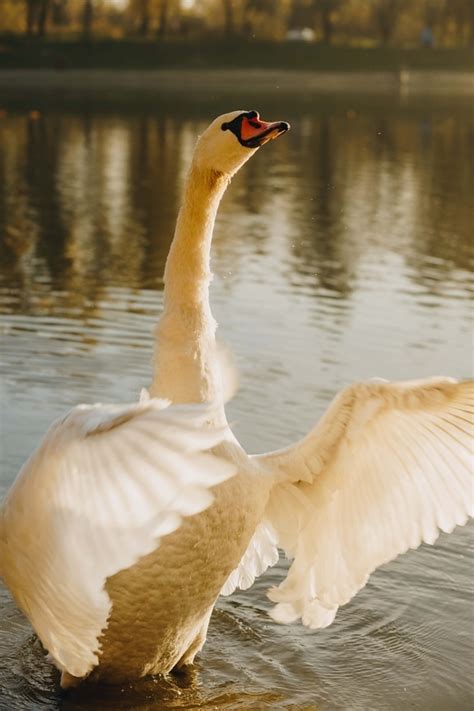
[0,110,472,690]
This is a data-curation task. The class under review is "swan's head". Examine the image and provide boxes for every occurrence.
[193,110,290,176]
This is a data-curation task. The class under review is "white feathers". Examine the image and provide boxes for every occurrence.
[255,378,473,628]
[0,399,234,678]
[220,520,279,596]
[139,387,151,403]
[216,341,239,404]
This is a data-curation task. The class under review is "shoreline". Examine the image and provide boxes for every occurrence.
[0,69,472,95]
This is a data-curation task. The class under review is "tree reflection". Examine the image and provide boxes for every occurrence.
[288,115,357,298]
[0,98,472,323]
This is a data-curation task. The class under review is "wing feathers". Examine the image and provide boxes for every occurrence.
[1,399,235,678]
[256,377,473,627]
[220,520,279,596]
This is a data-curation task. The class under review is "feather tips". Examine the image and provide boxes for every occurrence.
[220,520,279,596]
[258,378,473,628]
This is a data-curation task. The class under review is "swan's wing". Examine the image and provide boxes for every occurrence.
[0,399,234,678]
[220,520,279,596]
[254,378,473,628]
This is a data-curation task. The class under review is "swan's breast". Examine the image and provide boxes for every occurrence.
[95,449,268,682]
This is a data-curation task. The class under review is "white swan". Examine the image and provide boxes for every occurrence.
[0,111,472,689]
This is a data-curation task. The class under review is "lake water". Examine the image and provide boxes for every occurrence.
[0,85,473,710]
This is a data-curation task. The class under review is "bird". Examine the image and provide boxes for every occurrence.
[0,110,472,690]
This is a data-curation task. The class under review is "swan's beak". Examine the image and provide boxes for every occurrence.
[240,113,290,148]
[222,111,290,149]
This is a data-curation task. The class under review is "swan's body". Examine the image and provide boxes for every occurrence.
[97,443,267,684]
[0,111,472,689]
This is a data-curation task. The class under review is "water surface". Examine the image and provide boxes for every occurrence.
[0,89,473,710]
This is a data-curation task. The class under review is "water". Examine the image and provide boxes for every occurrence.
[0,87,473,710]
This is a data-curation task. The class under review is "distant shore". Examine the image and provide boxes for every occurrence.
[0,68,473,96]
[1,39,472,96]
[1,38,473,70]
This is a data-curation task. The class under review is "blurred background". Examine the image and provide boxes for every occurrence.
[0,1,473,710]
[0,0,473,46]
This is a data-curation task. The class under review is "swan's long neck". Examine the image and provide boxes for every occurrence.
[150,163,229,405]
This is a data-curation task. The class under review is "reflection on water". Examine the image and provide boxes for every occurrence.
[0,93,473,710]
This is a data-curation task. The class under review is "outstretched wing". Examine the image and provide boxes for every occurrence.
[251,378,473,627]
[0,399,234,678]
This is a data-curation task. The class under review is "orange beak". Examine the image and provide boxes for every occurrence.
[221,111,290,148]
[240,113,290,147]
